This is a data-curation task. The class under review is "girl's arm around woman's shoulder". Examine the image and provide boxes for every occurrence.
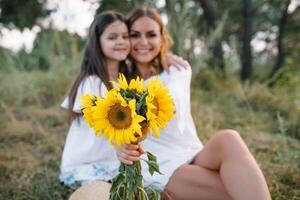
[167,63,192,83]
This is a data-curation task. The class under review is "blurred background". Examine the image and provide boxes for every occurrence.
[0,0,299,199]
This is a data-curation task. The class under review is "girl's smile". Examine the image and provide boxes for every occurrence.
[100,20,130,62]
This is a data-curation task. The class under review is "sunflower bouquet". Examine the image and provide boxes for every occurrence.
[80,74,175,200]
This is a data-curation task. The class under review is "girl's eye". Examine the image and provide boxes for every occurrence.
[108,36,117,40]
[123,35,129,39]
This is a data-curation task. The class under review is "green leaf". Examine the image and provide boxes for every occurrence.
[146,152,157,163]
[118,163,126,172]
[136,91,148,116]
[145,152,163,176]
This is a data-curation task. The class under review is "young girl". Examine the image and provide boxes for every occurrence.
[60,11,131,186]
[117,7,272,200]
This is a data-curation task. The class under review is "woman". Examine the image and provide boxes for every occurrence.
[117,7,271,200]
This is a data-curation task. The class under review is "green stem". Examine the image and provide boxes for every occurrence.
[135,160,141,175]
[113,155,151,199]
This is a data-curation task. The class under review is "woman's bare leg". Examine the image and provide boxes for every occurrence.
[162,164,231,200]
[192,129,271,200]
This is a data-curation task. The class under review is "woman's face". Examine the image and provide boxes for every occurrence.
[129,16,162,65]
[100,20,130,62]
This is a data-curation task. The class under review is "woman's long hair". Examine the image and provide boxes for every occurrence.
[68,11,129,120]
[127,7,174,76]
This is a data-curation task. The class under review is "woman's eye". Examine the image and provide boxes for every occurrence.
[147,33,157,38]
[130,33,139,38]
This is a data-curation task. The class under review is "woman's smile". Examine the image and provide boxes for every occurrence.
[129,16,162,64]
[134,48,152,54]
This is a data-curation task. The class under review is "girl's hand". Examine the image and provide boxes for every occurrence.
[162,53,190,73]
[116,144,145,165]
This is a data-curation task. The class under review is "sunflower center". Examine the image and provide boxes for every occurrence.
[108,103,132,129]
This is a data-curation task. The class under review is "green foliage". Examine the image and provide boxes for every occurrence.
[96,0,156,14]
[0,28,84,72]
[0,46,16,72]
[109,153,161,200]
[192,64,300,140]
[165,0,201,57]
[0,0,50,29]
[191,12,228,75]
[285,8,300,66]
[0,58,76,108]
[145,152,162,176]
[110,161,157,200]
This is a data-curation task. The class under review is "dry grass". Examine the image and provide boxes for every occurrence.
[0,67,299,199]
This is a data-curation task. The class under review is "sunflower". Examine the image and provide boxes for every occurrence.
[146,95,159,136]
[146,79,175,137]
[92,90,145,145]
[112,73,144,93]
[80,94,100,127]
[81,94,97,109]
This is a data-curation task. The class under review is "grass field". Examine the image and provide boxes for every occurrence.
[0,65,299,199]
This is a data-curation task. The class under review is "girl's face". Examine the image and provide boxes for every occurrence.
[100,20,130,62]
[129,16,162,65]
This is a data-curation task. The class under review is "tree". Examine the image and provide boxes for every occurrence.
[196,0,225,77]
[165,0,193,56]
[268,0,292,86]
[241,0,253,81]
[96,0,156,14]
[0,0,49,29]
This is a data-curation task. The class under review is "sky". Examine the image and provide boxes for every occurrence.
[0,0,99,52]
[0,0,299,53]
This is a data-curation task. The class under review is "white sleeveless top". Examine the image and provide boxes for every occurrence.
[59,66,203,190]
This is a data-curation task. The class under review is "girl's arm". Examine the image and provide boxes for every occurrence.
[162,53,190,72]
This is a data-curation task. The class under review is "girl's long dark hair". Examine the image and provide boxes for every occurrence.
[68,11,129,120]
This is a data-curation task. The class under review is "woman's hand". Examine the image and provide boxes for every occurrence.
[162,52,190,72]
[116,144,145,165]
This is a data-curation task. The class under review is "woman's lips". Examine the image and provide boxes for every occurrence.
[134,48,152,54]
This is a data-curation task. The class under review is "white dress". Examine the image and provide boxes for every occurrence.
[59,66,203,191]
[140,66,203,190]
[60,76,120,186]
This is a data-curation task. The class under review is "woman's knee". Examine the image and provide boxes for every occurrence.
[215,129,242,143]
[213,129,249,158]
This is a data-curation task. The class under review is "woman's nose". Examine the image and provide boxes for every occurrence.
[139,36,148,45]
